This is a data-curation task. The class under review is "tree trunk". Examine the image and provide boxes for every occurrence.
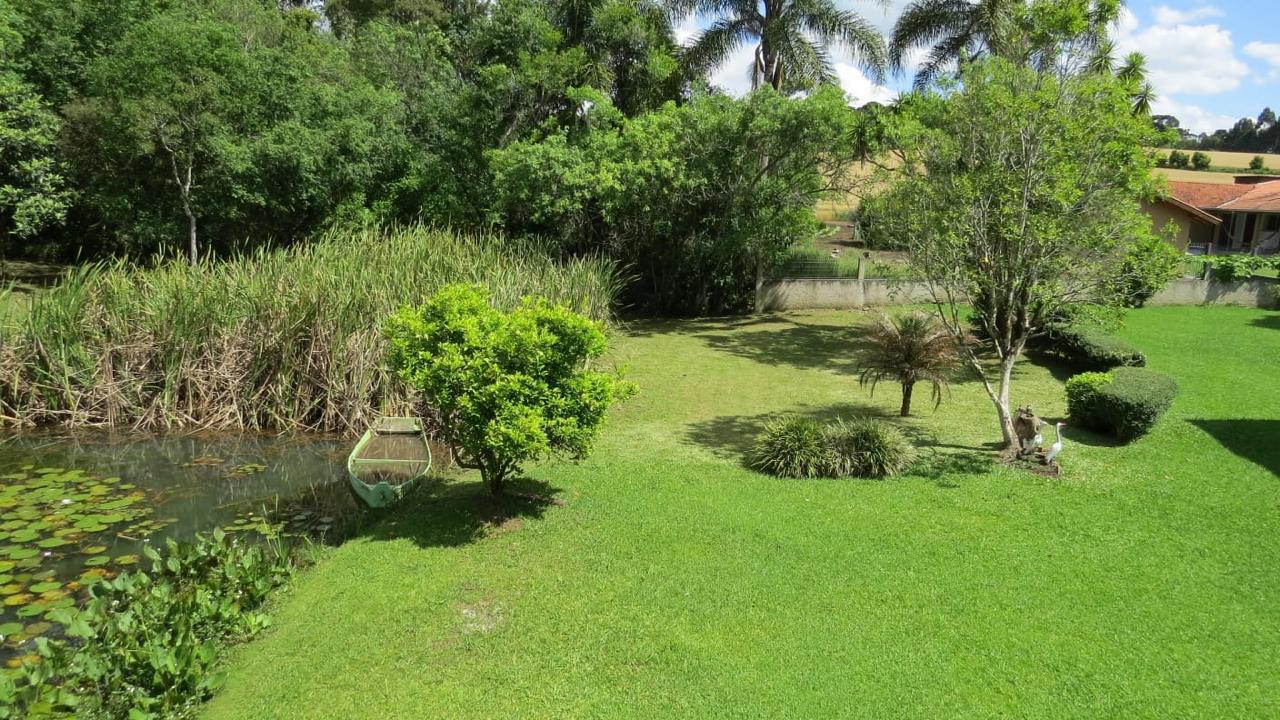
[994,355,1018,449]
[185,206,198,265]
[900,382,914,417]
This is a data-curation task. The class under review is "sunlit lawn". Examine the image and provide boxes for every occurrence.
[206,306,1280,719]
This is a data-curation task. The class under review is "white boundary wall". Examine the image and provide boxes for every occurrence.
[757,277,1279,312]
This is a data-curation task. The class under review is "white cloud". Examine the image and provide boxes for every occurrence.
[1152,5,1223,26]
[1245,41,1280,67]
[1115,10,1248,95]
[835,63,897,106]
[1151,96,1235,134]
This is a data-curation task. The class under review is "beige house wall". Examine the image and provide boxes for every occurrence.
[1142,200,1196,251]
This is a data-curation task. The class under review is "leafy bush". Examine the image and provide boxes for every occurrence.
[822,418,916,478]
[1066,367,1178,441]
[1119,233,1182,306]
[1208,254,1280,282]
[386,284,635,496]
[1042,323,1146,370]
[1250,155,1265,171]
[751,416,914,479]
[1065,371,1113,427]
[750,417,830,478]
[1167,149,1190,169]
[1191,151,1211,170]
[0,530,291,719]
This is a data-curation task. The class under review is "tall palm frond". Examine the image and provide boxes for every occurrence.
[676,0,887,93]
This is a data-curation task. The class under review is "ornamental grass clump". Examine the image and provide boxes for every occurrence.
[751,416,914,479]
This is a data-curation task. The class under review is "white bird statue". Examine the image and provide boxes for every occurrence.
[1032,424,1044,451]
[1044,422,1066,465]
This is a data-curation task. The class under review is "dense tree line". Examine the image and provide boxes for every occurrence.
[2,0,896,312]
[1157,108,1280,154]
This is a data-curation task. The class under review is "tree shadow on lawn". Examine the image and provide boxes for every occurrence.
[619,314,788,338]
[693,321,866,374]
[356,475,561,549]
[1189,419,1280,477]
[1250,313,1280,331]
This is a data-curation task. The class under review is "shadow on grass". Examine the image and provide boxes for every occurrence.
[619,314,787,338]
[356,475,561,549]
[1189,419,1280,476]
[694,321,866,374]
[1250,314,1280,331]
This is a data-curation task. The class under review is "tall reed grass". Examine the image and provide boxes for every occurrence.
[0,226,621,432]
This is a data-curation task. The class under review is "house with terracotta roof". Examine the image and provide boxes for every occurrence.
[1157,176,1280,255]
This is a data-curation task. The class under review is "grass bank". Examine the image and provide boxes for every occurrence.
[0,227,619,432]
[206,306,1280,719]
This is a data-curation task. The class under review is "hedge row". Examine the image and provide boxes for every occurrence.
[1042,324,1146,370]
[1065,367,1178,441]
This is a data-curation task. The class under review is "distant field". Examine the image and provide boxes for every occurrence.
[1155,168,1243,184]
[1194,149,1280,170]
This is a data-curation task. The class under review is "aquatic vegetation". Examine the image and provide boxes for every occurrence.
[0,466,169,655]
[0,226,620,433]
[0,531,292,719]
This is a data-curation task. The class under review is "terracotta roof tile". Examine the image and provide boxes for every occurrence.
[1222,181,1280,212]
[1166,181,1252,209]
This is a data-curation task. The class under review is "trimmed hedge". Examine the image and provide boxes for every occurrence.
[1042,323,1146,370]
[1065,367,1178,441]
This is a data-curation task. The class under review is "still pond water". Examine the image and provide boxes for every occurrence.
[0,431,363,660]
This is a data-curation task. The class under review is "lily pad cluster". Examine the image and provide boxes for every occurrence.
[0,466,169,656]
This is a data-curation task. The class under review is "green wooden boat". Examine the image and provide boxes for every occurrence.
[347,417,433,508]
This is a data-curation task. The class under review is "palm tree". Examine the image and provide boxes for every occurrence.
[1096,48,1156,116]
[857,311,959,417]
[890,0,1123,89]
[674,0,888,93]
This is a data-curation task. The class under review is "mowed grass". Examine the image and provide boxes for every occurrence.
[205,306,1280,720]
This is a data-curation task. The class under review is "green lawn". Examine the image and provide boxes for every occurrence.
[206,306,1280,719]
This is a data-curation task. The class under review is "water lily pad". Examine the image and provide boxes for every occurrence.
[0,561,14,573]
[23,622,52,636]
[0,622,22,636]
[84,556,110,567]
[39,589,68,601]
[36,537,69,549]
[114,554,139,565]
[17,602,49,618]
[0,584,22,596]
[4,593,33,606]
[81,545,108,555]
[5,547,38,560]
[28,581,60,594]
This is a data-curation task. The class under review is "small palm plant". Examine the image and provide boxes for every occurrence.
[857,311,959,417]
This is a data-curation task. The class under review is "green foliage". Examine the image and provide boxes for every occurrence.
[490,86,867,314]
[1167,149,1190,168]
[1068,366,1178,441]
[1119,232,1182,306]
[777,246,861,278]
[385,283,634,495]
[0,530,291,719]
[749,416,830,479]
[0,226,619,432]
[1064,370,1113,426]
[751,416,915,479]
[1250,155,1265,171]
[856,189,919,250]
[0,71,71,247]
[1043,323,1147,370]
[1208,254,1280,282]
[1190,151,1211,170]
[821,417,916,478]
[858,311,959,416]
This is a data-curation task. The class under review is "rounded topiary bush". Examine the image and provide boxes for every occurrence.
[823,418,916,479]
[1065,367,1177,441]
[750,417,830,478]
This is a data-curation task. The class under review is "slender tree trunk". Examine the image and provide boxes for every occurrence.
[184,205,198,265]
[900,382,914,417]
[994,355,1018,449]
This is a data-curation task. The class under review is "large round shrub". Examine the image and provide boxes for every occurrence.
[750,417,830,478]
[823,418,916,479]
[1065,367,1177,441]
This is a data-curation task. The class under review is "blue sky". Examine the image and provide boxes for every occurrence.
[676,1,1280,134]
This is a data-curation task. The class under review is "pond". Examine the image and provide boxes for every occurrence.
[0,431,382,661]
